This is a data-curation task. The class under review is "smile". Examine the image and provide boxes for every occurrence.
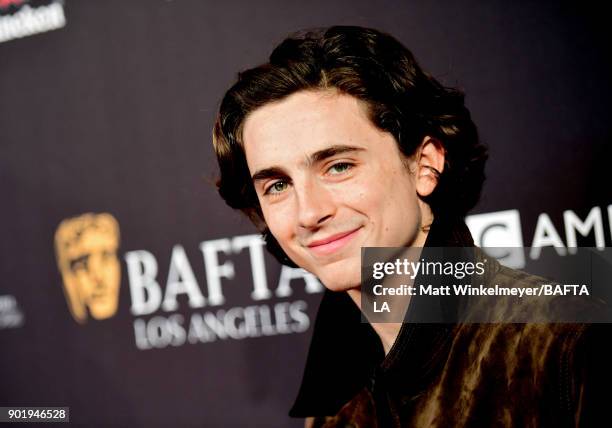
[306,227,362,256]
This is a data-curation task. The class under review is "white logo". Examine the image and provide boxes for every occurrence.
[466,209,526,268]
[0,2,66,44]
[0,295,25,329]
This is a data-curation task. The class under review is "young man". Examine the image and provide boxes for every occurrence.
[212,26,607,427]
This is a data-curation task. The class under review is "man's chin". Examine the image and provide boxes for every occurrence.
[310,252,361,283]
[320,277,361,293]
[88,301,117,319]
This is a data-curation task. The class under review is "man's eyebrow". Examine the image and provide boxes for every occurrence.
[309,145,365,164]
[251,166,287,183]
[251,145,365,183]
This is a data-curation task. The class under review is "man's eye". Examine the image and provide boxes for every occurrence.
[265,181,289,195]
[327,162,353,175]
[70,256,89,271]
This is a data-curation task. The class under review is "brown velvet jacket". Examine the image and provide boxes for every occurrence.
[290,218,610,427]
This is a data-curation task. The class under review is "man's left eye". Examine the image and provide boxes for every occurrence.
[327,162,352,175]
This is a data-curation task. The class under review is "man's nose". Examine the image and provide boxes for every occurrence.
[88,258,105,285]
[296,178,335,229]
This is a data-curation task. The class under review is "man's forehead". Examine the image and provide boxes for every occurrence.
[244,90,366,134]
[242,91,373,171]
[63,232,117,255]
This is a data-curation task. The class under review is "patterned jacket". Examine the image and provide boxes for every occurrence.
[290,218,611,427]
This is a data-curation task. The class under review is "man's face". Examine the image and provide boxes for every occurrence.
[56,214,121,322]
[66,230,120,319]
[243,90,428,291]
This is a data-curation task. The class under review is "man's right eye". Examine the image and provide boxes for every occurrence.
[265,180,289,195]
[70,255,89,271]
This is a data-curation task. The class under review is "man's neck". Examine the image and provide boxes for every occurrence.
[346,218,431,355]
[346,288,402,355]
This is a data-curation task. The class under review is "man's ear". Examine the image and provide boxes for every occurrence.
[415,136,445,197]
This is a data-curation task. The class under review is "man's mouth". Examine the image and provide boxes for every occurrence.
[306,227,362,256]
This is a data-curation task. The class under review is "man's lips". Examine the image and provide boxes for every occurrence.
[306,227,362,255]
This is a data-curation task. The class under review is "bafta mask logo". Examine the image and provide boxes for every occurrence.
[54,213,121,323]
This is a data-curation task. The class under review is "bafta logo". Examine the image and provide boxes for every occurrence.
[54,213,121,323]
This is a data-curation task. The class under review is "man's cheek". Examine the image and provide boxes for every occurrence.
[333,182,370,205]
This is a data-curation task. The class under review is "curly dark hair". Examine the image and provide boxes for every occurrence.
[212,25,487,266]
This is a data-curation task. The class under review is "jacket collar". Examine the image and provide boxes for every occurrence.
[289,216,474,417]
[378,217,473,393]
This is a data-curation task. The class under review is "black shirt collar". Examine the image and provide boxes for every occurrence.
[289,216,474,417]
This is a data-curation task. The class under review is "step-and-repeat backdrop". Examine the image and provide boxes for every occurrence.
[1,1,611,426]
